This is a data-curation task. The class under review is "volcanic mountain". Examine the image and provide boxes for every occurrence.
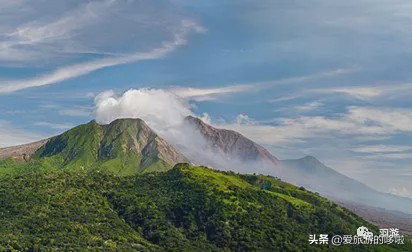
[184,115,280,165]
[282,156,412,216]
[0,118,186,175]
[181,116,412,218]
[2,116,412,220]
[1,117,412,250]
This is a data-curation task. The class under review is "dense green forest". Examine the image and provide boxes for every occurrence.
[1,163,409,251]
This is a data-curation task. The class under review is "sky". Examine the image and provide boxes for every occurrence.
[0,0,411,198]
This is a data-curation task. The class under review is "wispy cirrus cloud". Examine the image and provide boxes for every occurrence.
[363,152,412,160]
[0,0,205,93]
[33,121,74,130]
[321,87,382,100]
[0,20,204,93]
[274,100,324,114]
[0,0,117,63]
[351,145,412,154]
[216,106,412,145]
[171,67,359,101]
[211,106,412,193]
[268,67,361,84]
[351,144,412,162]
[171,84,253,101]
[59,106,92,117]
[309,83,412,101]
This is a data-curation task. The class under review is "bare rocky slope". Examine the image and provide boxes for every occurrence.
[185,115,280,165]
[0,139,49,162]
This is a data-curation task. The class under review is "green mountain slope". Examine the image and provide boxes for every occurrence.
[0,119,186,176]
[0,164,408,251]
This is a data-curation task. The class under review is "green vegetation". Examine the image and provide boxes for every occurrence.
[1,163,409,251]
[0,120,409,251]
[0,119,183,177]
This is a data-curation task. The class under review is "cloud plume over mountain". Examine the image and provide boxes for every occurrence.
[95,89,193,132]
[94,88,281,175]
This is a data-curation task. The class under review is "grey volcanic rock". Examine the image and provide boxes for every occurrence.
[185,116,280,165]
[0,139,49,162]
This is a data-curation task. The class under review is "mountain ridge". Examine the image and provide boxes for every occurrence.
[182,116,412,217]
[1,117,412,219]
[0,118,187,175]
[185,115,280,166]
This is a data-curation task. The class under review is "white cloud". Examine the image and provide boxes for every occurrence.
[329,87,382,100]
[220,122,308,145]
[236,114,254,125]
[294,101,324,112]
[354,135,391,142]
[93,88,277,174]
[283,106,412,136]
[0,0,116,63]
[0,0,206,64]
[351,145,412,154]
[268,95,299,103]
[94,89,412,167]
[391,187,412,198]
[60,106,92,117]
[218,106,412,145]
[22,87,407,197]
[310,83,412,101]
[170,67,358,102]
[95,88,193,132]
[253,68,361,90]
[269,67,361,84]
[199,112,212,124]
[33,121,74,130]
[171,85,253,101]
[347,106,412,132]
[0,20,204,93]
[7,1,108,45]
[363,152,412,160]
[275,100,324,113]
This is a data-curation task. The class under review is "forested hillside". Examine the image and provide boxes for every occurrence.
[0,164,407,251]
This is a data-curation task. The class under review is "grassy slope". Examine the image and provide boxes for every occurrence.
[1,164,409,251]
[0,120,173,177]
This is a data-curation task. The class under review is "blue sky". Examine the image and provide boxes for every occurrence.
[0,0,411,197]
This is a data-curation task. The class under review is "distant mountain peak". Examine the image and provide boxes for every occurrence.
[184,115,280,166]
[105,117,145,125]
[185,115,204,125]
[299,155,323,164]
